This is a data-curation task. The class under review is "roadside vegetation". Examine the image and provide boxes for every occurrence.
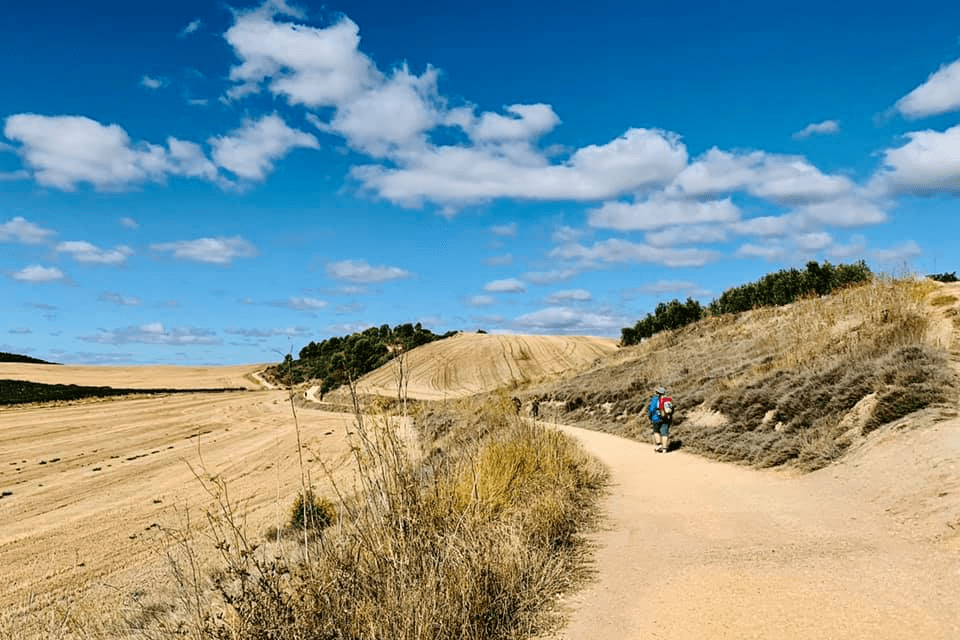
[128,392,606,640]
[537,275,958,471]
[265,322,457,393]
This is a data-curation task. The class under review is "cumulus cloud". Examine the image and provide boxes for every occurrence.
[151,236,257,264]
[736,242,787,262]
[513,306,624,334]
[792,120,840,139]
[326,259,411,283]
[98,292,141,306]
[895,59,960,119]
[483,278,526,293]
[11,265,65,283]
[57,241,134,265]
[352,127,688,207]
[225,326,310,338]
[551,238,719,268]
[872,240,923,264]
[545,288,592,304]
[467,104,560,143]
[209,114,319,181]
[873,125,960,195]
[668,148,852,205]
[588,196,740,231]
[119,217,139,229]
[0,216,55,244]
[523,269,578,285]
[80,323,220,345]
[644,224,729,247]
[485,253,513,266]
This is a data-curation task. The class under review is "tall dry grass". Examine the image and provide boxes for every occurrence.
[537,277,957,470]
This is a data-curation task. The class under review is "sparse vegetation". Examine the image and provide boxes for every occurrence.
[266,322,457,393]
[928,271,959,283]
[544,276,956,471]
[621,260,873,345]
[150,392,606,640]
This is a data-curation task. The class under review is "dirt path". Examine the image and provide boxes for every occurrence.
[551,421,960,639]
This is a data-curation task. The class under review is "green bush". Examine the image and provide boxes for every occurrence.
[288,489,336,531]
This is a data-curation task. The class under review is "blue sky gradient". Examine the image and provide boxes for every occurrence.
[2,0,960,364]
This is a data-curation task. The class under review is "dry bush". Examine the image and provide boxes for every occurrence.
[141,392,606,640]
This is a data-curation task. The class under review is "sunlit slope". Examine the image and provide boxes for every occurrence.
[0,363,266,390]
[353,333,619,400]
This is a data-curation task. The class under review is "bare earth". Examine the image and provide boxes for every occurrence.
[549,419,960,639]
[0,365,360,631]
[353,332,619,400]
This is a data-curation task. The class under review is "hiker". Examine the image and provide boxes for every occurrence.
[648,386,674,453]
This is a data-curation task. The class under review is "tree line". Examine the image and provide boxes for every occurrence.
[271,322,457,393]
[621,260,873,346]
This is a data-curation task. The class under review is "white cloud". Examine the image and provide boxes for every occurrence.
[545,288,592,304]
[352,127,688,207]
[98,292,141,306]
[792,120,840,139]
[209,113,319,181]
[151,236,257,264]
[119,217,139,229]
[794,231,833,252]
[736,242,787,261]
[468,294,496,307]
[57,241,133,265]
[872,240,923,265]
[873,125,960,195]
[483,278,526,293]
[632,280,709,297]
[179,18,202,38]
[326,259,411,283]
[645,224,729,247]
[225,9,378,106]
[491,222,518,237]
[513,306,623,334]
[669,148,852,204]
[467,104,560,142]
[792,196,887,227]
[895,59,960,119]
[589,196,740,231]
[2,114,231,190]
[523,268,577,285]
[80,323,220,345]
[140,75,167,90]
[12,265,65,283]
[287,296,327,310]
[551,238,719,268]
[0,216,55,244]
[226,326,310,338]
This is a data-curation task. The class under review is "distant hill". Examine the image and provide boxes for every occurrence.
[0,352,56,365]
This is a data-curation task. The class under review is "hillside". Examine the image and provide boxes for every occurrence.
[524,278,960,470]
[336,332,619,401]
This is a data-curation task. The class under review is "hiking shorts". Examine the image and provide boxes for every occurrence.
[651,421,670,437]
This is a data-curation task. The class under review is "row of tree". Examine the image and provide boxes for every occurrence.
[621,261,874,346]
[273,323,457,393]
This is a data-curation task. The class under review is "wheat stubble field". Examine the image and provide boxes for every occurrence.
[0,365,361,632]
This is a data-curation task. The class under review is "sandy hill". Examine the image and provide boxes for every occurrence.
[0,363,267,390]
[344,332,619,400]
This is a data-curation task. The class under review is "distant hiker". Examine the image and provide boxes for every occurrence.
[531,398,540,419]
[648,386,674,453]
[512,396,522,415]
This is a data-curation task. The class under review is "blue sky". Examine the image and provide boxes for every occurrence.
[2,0,960,365]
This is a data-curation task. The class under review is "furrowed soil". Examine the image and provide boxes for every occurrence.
[0,366,360,633]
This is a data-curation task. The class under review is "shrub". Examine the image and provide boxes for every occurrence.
[288,489,336,531]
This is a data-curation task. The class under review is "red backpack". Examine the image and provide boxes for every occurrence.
[657,396,674,420]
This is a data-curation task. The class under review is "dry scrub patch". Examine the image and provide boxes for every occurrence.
[533,278,958,471]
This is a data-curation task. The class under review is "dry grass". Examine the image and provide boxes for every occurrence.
[534,277,958,471]
[99,392,608,640]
